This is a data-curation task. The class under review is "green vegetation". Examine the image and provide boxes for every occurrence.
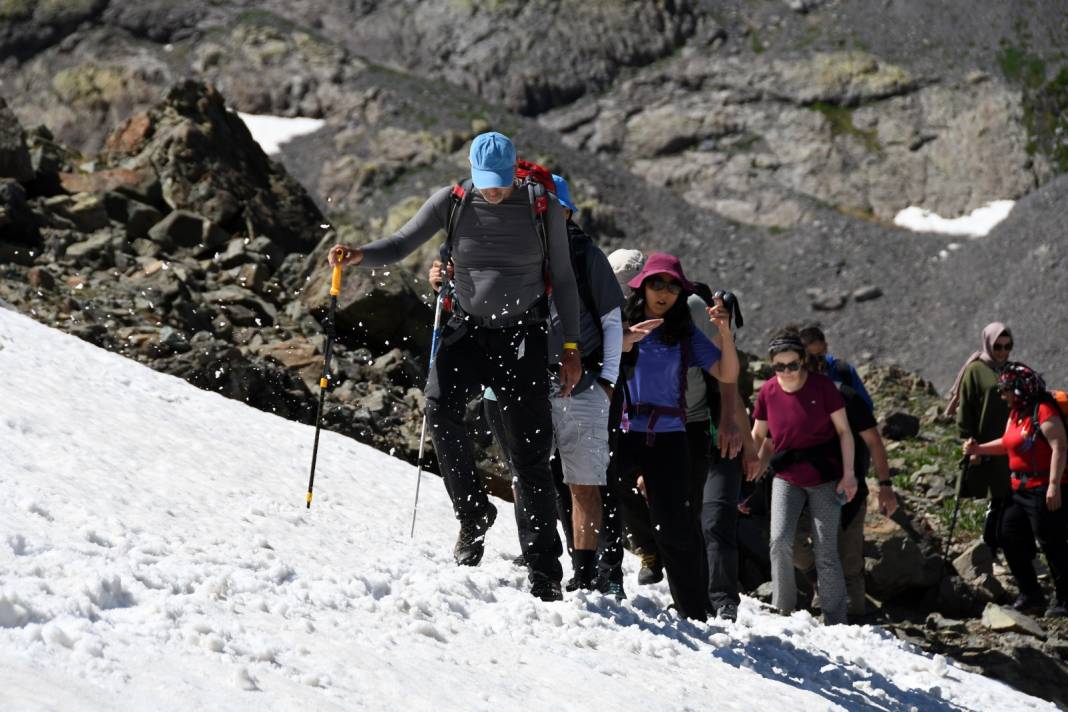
[810,102,881,153]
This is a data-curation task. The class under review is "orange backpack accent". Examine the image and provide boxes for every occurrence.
[1053,390,1068,420]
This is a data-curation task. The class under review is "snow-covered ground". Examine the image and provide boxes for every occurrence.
[894,200,1015,238]
[236,113,325,155]
[0,306,1056,712]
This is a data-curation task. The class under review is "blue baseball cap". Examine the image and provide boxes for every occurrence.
[552,174,578,214]
[469,132,516,189]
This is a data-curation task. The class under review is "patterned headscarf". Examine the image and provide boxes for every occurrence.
[997,362,1045,407]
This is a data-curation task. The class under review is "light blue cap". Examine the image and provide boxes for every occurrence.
[552,174,578,214]
[469,132,516,189]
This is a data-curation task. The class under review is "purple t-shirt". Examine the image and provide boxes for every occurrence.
[752,372,846,487]
[626,323,721,433]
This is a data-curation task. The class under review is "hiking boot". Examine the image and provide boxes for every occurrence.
[716,603,738,622]
[530,575,563,602]
[637,552,663,585]
[565,573,596,592]
[1045,601,1068,618]
[453,503,497,567]
[601,580,626,601]
[1012,592,1046,614]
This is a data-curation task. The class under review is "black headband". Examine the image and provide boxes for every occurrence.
[768,335,804,355]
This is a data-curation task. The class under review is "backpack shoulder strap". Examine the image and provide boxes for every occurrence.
[443,179,474,262]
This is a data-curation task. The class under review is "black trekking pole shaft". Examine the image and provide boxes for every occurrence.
[942,455,969,559]
[306,265,343,509]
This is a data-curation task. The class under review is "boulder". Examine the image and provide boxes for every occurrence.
[882,412,921,440]
[103,80,325,255]
[953,541,995,582]
[0,178,40,247]
[147,209,228,252]
[864,507,943,601]
[0,98,33,183]
[981,604,1045,639]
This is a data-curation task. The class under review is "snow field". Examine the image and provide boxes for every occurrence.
[0,307,1056,711]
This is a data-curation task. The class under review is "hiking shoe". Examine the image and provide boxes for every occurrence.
[565,574,595,592]
[1045,601,1068,618]
[453,503,497,567]
[530,575,563,602]
[716,603,738,622]
[602,580,626,601]
[512,553,527,568]
[637,552,663,585]
[1012,592,1046,614]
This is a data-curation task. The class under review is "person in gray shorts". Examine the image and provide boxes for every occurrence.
[546,175,625,592]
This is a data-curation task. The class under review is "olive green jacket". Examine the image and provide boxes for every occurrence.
[956,360,1010,498]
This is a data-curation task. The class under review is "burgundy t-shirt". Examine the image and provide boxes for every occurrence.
[753,372,846,487]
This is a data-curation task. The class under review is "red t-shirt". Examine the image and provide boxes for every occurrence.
[753,373,846,487]
[1003,402,1059,488]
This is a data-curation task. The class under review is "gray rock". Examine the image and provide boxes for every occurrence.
[126,203,163,240]
[65,194,110,232]
[953,542,995,582]
[65,231,115,259]
[147,209,228,252]
[811,292,848,311]
[981,604,1045,639]
[853,286,883,302]
[0,179,39,246]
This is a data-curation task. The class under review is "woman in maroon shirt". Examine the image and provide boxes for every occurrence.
[749,328,856,624]
[965,362,1068,617]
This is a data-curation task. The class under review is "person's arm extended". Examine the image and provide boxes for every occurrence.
[957,366,979,440]
[1041,416,1066,511]
[830,407,857,500]
[545,203,580,344]
[598,307,623,386]
[748,419,771,481]
[965,437,1007,456]
[860,426,898,516]
[330,187,450,267]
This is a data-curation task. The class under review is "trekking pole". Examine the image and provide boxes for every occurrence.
[942,454,970,560]
[410,285,449,537]
[305,263,343,509]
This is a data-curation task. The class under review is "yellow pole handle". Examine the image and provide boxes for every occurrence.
[330,264,343,297]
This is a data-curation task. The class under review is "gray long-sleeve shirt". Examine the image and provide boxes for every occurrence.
[359,185,581,342]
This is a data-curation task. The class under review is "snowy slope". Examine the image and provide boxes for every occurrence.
[0,307,1055,712]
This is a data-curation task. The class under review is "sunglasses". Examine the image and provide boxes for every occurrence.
[992,343,1013,352]
[647,276,683,295]
[772,361,802,373]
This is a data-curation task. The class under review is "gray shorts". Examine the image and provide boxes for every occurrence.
[551,384,611,486]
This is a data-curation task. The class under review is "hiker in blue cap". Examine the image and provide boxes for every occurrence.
[330,131,583,602]
[543,174,626,595]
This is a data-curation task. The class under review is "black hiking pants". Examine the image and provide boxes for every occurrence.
[617,430,708,620]
[1001,486,1068,603]
[425,322,563,582]
[624,421,710,556]
[703,451,743,610]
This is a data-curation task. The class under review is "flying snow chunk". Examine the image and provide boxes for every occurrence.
[236,113,326,155]
[894,200,1015,238]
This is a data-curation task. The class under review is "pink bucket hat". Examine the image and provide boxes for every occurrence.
[626,252,695,294]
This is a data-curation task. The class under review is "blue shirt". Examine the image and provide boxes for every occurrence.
[825,354,873,411]
[626,324,721,433]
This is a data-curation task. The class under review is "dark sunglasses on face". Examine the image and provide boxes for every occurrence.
[647,276,683,295]
[992,342,1013,352]
[772,361,802,373]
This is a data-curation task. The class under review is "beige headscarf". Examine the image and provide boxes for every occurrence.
[944,322,1012,416]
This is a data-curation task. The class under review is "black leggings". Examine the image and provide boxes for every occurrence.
[1001,486,1068,603]
[617,430,708,620]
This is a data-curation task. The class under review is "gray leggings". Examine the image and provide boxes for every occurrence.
[769,477,847,624]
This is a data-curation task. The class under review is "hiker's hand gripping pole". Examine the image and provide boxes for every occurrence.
[306,264,343,509]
